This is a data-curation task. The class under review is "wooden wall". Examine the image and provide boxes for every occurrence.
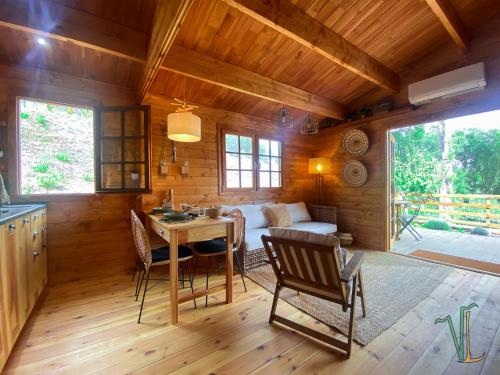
[0,68,315,284]
[141,94,315,208]
[314,17,500,250]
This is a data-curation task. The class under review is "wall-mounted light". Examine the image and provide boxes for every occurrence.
[37,37,47,46]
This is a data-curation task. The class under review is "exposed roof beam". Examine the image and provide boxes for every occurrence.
[161,45,347,119]
[425,0,470,52]
[220,0,400,92]
[137,0,194,103]
[0,0,146,62]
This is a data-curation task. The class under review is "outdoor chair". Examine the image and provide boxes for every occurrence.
[261,229,367,358]
[399,204,423,240]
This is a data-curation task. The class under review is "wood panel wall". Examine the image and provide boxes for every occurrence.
[0,68,315,284]
[314,18,500,250]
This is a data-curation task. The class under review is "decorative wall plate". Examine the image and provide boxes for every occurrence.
[342,129,369,157]
[343,160,368,187]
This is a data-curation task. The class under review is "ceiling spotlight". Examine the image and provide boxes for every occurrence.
[37,37,47,46]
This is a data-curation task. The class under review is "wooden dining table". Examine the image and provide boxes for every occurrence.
[145,213,234,324]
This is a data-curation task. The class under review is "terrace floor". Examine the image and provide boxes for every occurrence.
[392,227,500,264]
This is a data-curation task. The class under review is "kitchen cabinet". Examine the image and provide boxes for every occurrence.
[0,207,47,371]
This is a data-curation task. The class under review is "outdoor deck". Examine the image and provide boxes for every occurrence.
[392,227,500,264]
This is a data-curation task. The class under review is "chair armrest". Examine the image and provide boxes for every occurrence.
[341,251,366,282]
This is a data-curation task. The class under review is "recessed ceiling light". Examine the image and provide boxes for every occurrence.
[37,37,47,46]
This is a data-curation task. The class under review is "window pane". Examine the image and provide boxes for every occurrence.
[240,136,253,154]
[270,140,280,156]
[259,156,270,171]
[101,164,122,189]
[226,153,239,169]
[241,171,253,188]
[226,170,240,188]
[225,134,239,152]
[101,111,121,136]
[271,172,281,188]
[124,110,144,136]
[125,138,144,162]
[270,157,281,171]
[18,98,95,194]
[125,163,145,189]
[259,171,270,188]
[240,154,253,170]
[101,139,122,162]
[259,139,270,156]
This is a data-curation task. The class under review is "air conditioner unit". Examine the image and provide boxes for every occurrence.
[408,62,486,105]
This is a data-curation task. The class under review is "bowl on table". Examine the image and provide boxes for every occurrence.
[162,211,191,222]
[206,207,222,218]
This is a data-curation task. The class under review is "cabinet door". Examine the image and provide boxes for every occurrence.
[16,216,32,321]
[0,228,10,371]
[30,211,44,301]
[0,222,22,348]
[39,209,48,289]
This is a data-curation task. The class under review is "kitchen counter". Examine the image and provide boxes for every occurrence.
[0,203,48,225]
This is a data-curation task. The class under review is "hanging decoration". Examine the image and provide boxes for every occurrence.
[274,105,294,129]
[167,77,201,143]
[300,113,319,135]
[342,129,369,157]
[342,160,368,187]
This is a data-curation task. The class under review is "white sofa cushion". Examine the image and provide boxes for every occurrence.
[286,202,312,223]
[245,228,270,251]
[289,221,337,234]
[222,204,269,229]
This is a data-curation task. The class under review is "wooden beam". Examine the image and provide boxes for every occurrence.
[219,0,400,92]
[137,0,194,103]
[161,45,347,119]
[425,0,470,52]
[0,0,147,62]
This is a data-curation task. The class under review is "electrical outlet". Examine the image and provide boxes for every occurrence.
[160,164,168,175]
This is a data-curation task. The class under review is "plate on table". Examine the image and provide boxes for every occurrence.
[162,211,191,222]
[151,207,165,214]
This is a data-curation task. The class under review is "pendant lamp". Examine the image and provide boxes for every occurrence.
[167,77,201,142]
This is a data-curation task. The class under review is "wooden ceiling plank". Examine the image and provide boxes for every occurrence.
[161,45,347,119]
[219,0,400,92]
[0,0,147,63]
[425,0,470,52]
[137,0,194,103]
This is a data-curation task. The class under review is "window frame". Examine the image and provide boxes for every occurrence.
[256,136,283,190]
[219,126,284,194]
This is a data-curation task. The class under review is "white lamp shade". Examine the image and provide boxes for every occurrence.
[167,112,201,142]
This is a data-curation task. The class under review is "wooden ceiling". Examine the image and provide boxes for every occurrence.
[0,0,499,121]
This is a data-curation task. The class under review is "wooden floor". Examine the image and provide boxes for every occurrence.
[392,228,500,264]
[4,264,500,375]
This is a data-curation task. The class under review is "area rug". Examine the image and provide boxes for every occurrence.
[410,250,500,275]
[246,251,452,345]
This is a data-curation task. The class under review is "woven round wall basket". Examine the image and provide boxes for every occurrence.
[343,160,368,187]
[342,129,369,157]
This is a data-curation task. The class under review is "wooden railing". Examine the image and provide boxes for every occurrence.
[403,193,500,230]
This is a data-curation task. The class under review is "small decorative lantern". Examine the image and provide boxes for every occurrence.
[274,105,294,129]
[301,113,319,135]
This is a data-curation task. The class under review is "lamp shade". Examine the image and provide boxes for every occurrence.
[308,157,332,174]
[167,112,201,142]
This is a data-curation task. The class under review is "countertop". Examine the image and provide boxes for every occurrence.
[0,203,47,225]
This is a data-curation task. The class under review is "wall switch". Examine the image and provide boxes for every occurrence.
[160,163,168,175]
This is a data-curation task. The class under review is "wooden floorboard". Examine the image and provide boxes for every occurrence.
[4,265,500,375]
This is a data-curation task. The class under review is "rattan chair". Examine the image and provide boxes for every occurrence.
[131,210,196,323]
[193,208,247,307]
[261,233,366,358]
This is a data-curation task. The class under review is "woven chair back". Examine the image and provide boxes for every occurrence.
[131,210,153,269]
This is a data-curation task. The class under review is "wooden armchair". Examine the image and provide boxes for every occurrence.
[261,232,366,358]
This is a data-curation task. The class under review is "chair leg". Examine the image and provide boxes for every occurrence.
[269,282,281,324]
[131,258,140,281]
[346,275,358,359]
[135,269,146,301]
[135,268,143,298]
[234,252,247,292]
[188,260,197,309]
[205,257,210,307]
[138,269,150,324]
[358,269,367,318]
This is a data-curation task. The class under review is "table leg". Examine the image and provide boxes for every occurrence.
[395,205,401,241]
[226,222,233,303]
[169,229,179,324]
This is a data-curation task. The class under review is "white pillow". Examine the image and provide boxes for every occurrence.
[269,227,338,247]
[286,202,312,223]
[223,204,269,229]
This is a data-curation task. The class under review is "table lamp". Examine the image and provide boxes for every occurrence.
[309,157,332,204]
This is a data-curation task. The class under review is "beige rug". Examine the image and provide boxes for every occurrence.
[246,251,452,345]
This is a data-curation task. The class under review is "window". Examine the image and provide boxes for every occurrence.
[18,98,150,195]
[18,98,95,194]
[221,129,283,192]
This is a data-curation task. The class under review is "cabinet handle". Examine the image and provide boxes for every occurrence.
[23,218,30,224]
[159,229,164,236]
[33,251,39,257]
[41,226,46,232]
[33,231,39,237]
[9,224,16,231]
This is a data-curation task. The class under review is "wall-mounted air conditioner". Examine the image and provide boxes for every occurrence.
[408,62,486,105]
